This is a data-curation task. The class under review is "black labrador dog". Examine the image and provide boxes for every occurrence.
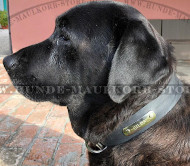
[3,1,190,165]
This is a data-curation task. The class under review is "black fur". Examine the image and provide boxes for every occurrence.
[3,1,190,165]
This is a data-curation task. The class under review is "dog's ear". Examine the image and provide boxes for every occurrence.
[108,20,170,103]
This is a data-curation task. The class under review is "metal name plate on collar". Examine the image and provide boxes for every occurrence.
[85,141,107,153]
[123,111,156,136]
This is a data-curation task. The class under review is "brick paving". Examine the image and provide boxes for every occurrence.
[0,57,89,166]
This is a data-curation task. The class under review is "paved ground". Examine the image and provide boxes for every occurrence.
[0,57,89,165]
[0,29,11,57]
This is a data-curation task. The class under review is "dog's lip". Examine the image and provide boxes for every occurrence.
[6,74,38,87]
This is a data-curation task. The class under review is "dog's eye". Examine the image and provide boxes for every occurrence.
[60,34,69,41]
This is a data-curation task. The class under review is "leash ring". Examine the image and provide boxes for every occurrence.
[85,141,107,154]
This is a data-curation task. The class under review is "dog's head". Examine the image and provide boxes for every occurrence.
[3,2,173,106]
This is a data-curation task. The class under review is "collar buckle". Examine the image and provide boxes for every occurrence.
[85,141,107,153]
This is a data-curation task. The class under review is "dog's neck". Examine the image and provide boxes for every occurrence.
[67,93,112,137]
[67,74,172,143]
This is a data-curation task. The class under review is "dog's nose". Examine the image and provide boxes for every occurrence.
[3,55,17,72]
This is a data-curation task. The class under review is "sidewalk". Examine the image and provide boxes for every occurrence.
[0,29,11,57]
[177,61,190,83]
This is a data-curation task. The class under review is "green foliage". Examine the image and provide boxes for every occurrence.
[0,10,8,27]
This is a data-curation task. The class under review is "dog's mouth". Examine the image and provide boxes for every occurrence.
[4,69,68,105]
[4,71,45,103]
[6,73,47,102]
[3,58,69,106]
